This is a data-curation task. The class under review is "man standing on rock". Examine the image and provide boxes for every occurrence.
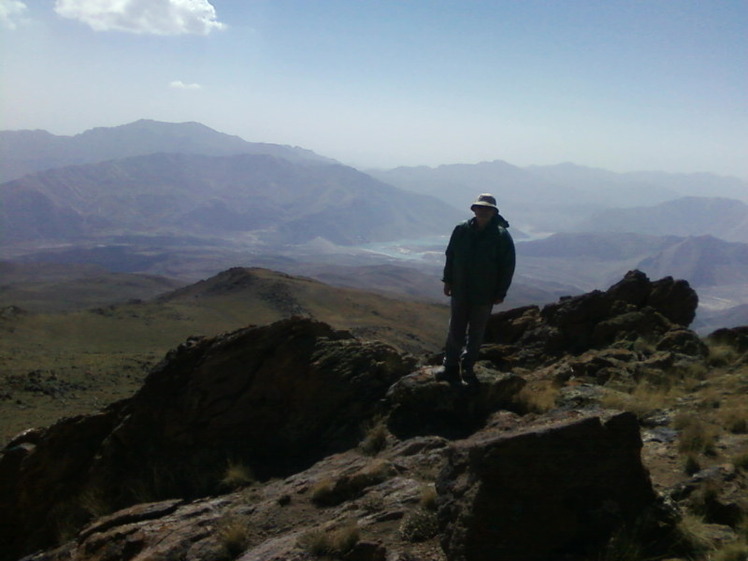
[438,193,516,386]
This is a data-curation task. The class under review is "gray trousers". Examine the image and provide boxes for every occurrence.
[443,298,493,373]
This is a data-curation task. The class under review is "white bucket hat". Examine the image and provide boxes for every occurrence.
[470,193,498,212]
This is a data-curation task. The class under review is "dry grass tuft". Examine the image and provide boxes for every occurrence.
[674,413,719,456]
[513,380,559,414]
[399,507,439,542]
[221,460,255,490]
[419,484,438,511]
[298,522,359,557]
[707,344,741,368]
[677,361,710,383]
[719,406,748,434]
[311,459,395,506]
[76,487,113,519]
[674,513,717,558]
[712,541,748,561]
[632,337,657,354]
[683,454,702,475]
[310,478,336,505]
[217,515,251,557]
[733,450,748,472]
[359,420,389,456]
[601,382,676,421]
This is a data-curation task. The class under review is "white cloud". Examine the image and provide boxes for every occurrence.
[54,0,226,35]
[170,80,202,90]
[0,0,28,30]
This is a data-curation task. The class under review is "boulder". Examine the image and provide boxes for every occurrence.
[484,271,699,364]
[655,328,709,358]
[385,367,526,440]
[436,411,671,561]
[707,326,748,354]
[0,317,415,560]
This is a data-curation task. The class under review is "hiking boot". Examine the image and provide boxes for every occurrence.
[462,369,479,386]
[434,366,461,386]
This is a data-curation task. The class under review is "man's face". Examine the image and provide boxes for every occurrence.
[472,206,495,225]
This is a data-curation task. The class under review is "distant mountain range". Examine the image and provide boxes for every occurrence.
[0,119,336,183]
[2,119,748,333]
[1,151,461,247]
[371,162,748,235]
[570,197,748,243]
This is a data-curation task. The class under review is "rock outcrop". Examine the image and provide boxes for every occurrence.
[483,270,700,367]
[436,411,670,561]
[2,270,746,561]
[385,367,526,440]
[0,317,415,559]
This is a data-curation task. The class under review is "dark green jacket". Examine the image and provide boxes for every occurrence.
[442,214,516,305]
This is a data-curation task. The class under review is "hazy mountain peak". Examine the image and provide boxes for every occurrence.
[0,119,336,182]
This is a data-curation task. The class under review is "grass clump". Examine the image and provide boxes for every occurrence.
[513,380,559,414]
[310,460,395,507]
[359,420,389,456]
[712,541,748,561]
[76,487,114,519]
[732,450,748,472]
[310,478,337,505]
[674,413,718,456]
[419,484,438,511]
[719,406,748,434]
[399,508,439,542]
[707,343,741,367]
[601,382,676,421]
[298,522,359,557]
[683,454,702,476]
[673,513,717,559]
[217,515,251,558]
[220,460,255,490]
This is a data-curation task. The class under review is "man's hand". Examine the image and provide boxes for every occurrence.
[443,283,452,297]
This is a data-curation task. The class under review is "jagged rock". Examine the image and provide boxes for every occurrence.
[656,328,709,357]
[592,308,673,347]
[647,275,700,327]
[0,317,416,560]
[482,305,541,345]
[555,383,610,410]
[385,367,526,440]
[1,271,733,561]
[562,348,640,384]
[484,270,699,366]
[435,411,672,561]
[0,408,124,560]
[17,442,446,561]
[708,326,748,354]
[668,465,748,528]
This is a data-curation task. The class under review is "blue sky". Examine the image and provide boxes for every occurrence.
[1,1,746,178]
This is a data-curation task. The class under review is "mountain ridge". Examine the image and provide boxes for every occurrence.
[0,119,336,182]
[571,197,748,242]
[0,152,462,246]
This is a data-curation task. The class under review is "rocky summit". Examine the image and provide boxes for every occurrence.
[1,270,747,561]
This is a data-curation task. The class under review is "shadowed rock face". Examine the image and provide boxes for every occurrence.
[436,411,666,561]
[385,367,526,440]
[0,317,416,559]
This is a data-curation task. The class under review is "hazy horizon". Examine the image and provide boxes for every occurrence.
[1,1,746,179]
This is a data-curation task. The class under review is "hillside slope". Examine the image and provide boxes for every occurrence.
[0,152,462,246]
[0,267,449,443]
